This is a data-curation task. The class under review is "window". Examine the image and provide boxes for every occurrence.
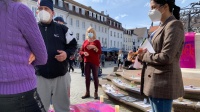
[110,20,112,25]
[75,6,79,13]
[95,24,96,30]
[117,33,119,38]
[99,26,100,32]
[102,38,104,43]
[90,23,93,27]
[105,28,107,33]
[89,11,92,17]
[118,42,119,47]
[53,0,55,5]
[82,22,85,29]
[104,17,107,22]
[70,18,73,26]
[121,42,122,48]
[76,33,79,40]
[102,27,103,32]
[93,13,96,18]
[83,34,85,41]
[58,0,63,7]
[110,31,112,36]
[133,41,135,45]
[121,34,122,38]
[98,37,100,40]
[114,41,115,47]
[97,15,100,20]
[114,32,116,37]
[110,40,112,47]
[76,20,79,27]
[69,4,73,10]
[105,38,107,47]
[81,9,85,15]
[31,6,37,17]
[101,16,104,21]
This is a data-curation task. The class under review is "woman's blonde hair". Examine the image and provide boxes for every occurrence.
[86,26,96,40]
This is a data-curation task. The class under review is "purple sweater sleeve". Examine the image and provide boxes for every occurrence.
[17,4,47,65]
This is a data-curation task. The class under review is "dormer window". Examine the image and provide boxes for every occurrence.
[81,9,85,15]
[58,0,63,7]
[104,17,107,22]
[101,16,103,21]
[93,13,96,18]
[89,11,92,17]
[69,3,72,10]
[110,20,112,25]
[97,15,100,20]
[75,6,79,13]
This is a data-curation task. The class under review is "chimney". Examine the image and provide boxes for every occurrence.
[101,11,104,15]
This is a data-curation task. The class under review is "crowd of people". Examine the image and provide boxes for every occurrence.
[0,0,185,112]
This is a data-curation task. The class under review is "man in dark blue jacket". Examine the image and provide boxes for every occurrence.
[36,0,77,112]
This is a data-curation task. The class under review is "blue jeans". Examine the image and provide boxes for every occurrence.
[149,97,173,112]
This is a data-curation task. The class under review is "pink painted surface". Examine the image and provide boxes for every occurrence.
[180,32,196,68]
[70,101,115,112]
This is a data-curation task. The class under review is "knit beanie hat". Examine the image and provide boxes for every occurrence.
[38,0,53,11]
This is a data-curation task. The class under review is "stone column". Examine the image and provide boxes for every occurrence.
[195,33,200,69]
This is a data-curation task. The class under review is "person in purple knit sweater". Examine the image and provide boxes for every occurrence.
[0,0,48,112]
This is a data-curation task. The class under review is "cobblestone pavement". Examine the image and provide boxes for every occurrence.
[70,62,132,112]
[70,62,200,112]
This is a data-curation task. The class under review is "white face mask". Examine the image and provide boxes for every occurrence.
[38,10,51,23]
[148,9,162,22]
[88,33,93,38]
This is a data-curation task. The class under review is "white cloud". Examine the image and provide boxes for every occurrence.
[115,16,120,20]
[115,14,128,20]
[144,2,150,7]
[106,0,131,6]
[92,0,103,3]
[178,0,187,4]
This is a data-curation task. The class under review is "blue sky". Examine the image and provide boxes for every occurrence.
[74,0,198,29]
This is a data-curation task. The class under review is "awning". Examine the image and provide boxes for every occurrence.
[101,47,120,52]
